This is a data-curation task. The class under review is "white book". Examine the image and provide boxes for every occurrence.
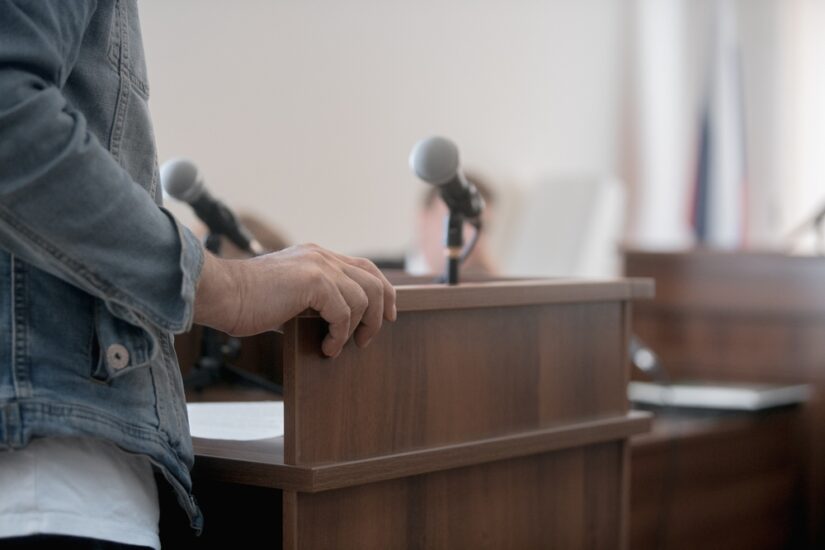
[628,381,812,411]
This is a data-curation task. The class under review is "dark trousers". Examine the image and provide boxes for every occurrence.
[0,535,151,549]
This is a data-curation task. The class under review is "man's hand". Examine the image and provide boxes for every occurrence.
[194,244,397,358]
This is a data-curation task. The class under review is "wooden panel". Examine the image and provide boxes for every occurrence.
[631,309,807,381]
[288,443,624,550]
[285,302,628,464]
[630,410,805,550]
[625,250,825,315]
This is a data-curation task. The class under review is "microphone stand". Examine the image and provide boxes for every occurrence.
[184,232,283,395]
[444,210,464,285]
[438,210,484,286]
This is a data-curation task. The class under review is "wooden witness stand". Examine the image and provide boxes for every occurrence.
[166,279,653,549]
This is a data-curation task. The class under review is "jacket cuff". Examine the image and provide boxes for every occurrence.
[162,207,205,334]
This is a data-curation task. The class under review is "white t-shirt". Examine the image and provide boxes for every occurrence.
[0,437,160,549]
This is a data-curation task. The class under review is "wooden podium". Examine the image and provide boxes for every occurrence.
[168,279,652,549]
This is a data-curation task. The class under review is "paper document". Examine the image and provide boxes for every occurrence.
[187,401,284,441]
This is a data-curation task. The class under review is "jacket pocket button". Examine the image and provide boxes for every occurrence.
[106,344,130,371]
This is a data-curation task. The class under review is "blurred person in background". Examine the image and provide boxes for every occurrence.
[406,172,499,277]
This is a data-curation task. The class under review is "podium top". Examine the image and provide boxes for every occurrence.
[297,278,653,317]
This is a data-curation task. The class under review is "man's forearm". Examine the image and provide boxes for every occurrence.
[194,253,242,333]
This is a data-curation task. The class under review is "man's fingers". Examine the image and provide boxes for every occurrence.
[340,264,385,348]
[334,272,370,342]
[306,247,398,356]
[331,252,397,322]
[311,278,351,357]
[385,281,397,322]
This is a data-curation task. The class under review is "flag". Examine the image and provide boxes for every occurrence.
[690,0,748,248]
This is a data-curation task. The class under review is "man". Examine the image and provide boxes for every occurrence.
[0,2,395,548]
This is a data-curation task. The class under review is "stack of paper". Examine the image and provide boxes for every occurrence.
[186,401,285,441]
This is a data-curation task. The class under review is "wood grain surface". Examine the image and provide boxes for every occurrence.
[287,443,625,550]
[630,409,805,550]
[284,301,630,465]
[625,249,818,547]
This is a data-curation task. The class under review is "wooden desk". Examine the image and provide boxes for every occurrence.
[167,279,653,549]
[625,250,824,547]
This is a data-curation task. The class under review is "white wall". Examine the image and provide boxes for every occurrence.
[777,0,825,244]
[139,0,623,257]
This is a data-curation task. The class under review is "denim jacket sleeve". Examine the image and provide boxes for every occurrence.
[0,0,204,334]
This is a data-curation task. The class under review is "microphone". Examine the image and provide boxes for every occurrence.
[160,158,265,256]
[409,136,485,221]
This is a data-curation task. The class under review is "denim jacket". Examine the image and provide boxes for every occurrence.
[0,1,204,532]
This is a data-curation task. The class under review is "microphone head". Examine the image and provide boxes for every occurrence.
[160,158,205,204]
[409,136,460,186]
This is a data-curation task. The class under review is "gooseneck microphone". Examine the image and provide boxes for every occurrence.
[160,158,265,256]
[409,136,485,221]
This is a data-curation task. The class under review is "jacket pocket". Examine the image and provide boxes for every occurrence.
[91,299,157,382]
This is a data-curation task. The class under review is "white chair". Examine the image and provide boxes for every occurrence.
[502,176,625,278]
